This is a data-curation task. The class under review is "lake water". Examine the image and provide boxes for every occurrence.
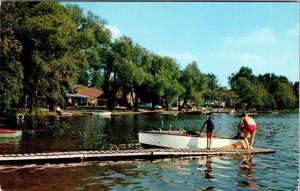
[0,112,298,190]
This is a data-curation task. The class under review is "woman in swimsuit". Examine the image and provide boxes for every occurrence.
[200,116,215,150]
[238,111,257,150]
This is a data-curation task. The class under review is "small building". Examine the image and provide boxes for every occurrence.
[66,94,91,106]
[115,91,135,107]
[66,87,135,107]
[66,87,103,106]
[75,87,103,106]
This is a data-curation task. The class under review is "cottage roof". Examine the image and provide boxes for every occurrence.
[75,87,103,98]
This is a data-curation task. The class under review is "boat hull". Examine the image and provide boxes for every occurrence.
[91,112,112,116]
[0,129,22,138]
[139,131,245,149]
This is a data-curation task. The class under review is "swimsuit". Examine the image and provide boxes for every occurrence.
[242,124,256,134]
[206,120,215,132]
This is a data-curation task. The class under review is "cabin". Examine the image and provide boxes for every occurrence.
[66,93,90,106]
[66,87,135,107]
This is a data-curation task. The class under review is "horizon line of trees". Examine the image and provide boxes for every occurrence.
[1,2,298,113]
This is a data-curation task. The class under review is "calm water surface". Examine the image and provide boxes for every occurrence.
[0,112,298,190]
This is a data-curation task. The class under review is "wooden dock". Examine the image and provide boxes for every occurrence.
[0,147,275,165]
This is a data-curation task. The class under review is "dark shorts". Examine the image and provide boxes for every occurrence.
[207,127,214,132]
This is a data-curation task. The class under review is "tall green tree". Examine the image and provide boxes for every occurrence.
[274,83,297,109]
[128,45,152,111]
[16,2,82,111]
[204,73,220,103]
[232,77,268,109]
[0,2,24,111]
[228,66,257,88]
[145,55,184,110]
[102,36,149,111]
[65,4,111,89]
[258,73,291,94]
[179,62,208,110]
[156,57,184,110]
[114,37,147,110]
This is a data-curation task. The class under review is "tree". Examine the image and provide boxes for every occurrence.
[293,81,299,107]
[232,77,268,109]
[274,83,297,109]
[16,2,83,111]
[101,36,150,111]
[228,66,257,88]
[258,73,291,94]
[65,4,111,89]
[204,73,220,103]
[179,62,208,110]
[215,89,238,108]
[0,2,24,111]
[148,55,184,110]
[128,45,152,111]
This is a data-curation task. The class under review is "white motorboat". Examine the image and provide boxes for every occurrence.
[91,112,112,116]
[139,130,245,149]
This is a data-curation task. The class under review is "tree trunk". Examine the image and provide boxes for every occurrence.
[178,94,188,111]
[131,89,139,112]
[166,97,169,111]
[48,100,56,112]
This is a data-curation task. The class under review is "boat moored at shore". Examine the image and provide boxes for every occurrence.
[0,129,22,138]
[91,111,112,116]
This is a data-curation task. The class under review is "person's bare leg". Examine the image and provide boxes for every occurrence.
[206,132,210,149]
[209,130,214,150]
[243,131,250,150]
[249,131,256,149]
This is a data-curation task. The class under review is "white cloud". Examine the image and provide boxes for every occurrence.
[105,25,122,40]
[238,28,276,46]
[217,51,262,66]
[217,50,298,81]
[287,23,299,37]
[225,28,277,47]
[158,51,196,67]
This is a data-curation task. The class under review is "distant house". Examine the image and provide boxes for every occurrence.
[66,87,135,107]
[115,91,135,107]
[205,100,226,108]
[66,93,90,106]
[66,87,103,106]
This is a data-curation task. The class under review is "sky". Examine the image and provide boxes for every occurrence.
[66,2,299,87]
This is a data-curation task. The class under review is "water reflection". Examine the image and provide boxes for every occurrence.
[238,155,257,189]
[0,153,296,190]
[204,156,214,180]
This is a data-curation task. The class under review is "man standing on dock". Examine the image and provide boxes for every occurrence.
[200,116,215,150]
[238,111,257,150]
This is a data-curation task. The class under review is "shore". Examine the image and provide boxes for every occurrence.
[0,106,296,119]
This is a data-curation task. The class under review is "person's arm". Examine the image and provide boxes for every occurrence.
[199,121,206,136]
[238,118,244,128]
